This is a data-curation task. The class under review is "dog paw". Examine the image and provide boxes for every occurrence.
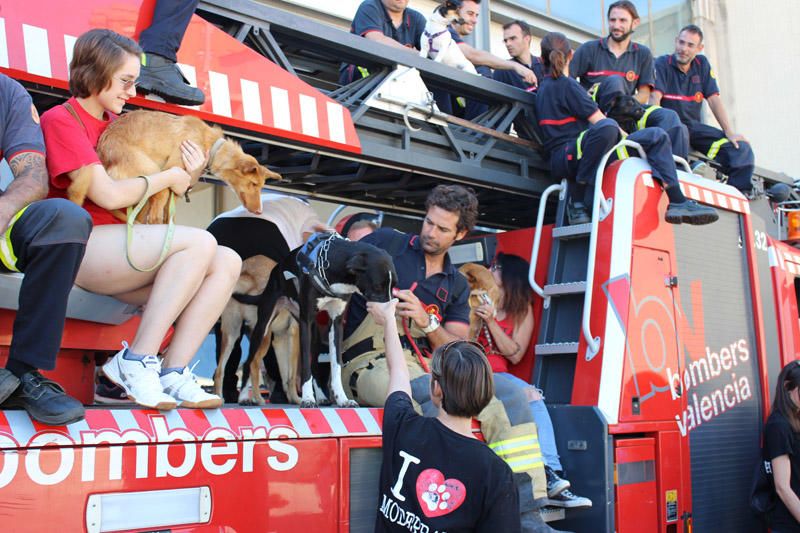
[300,400,318,408]
[421,483,452,512]
[336,399,359,408]
[317,398,332,406]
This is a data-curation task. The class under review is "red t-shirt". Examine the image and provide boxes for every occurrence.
[40,97,123,226]
[476,315,515,373]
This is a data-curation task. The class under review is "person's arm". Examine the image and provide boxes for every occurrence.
[475,305,534,365]
[364,31,415,51]
[457,43,537,85]
[706,94,745,148]
[367,299,411,397]
[636,51,655,105]
[635,85,651,105]
[649,91,663,105]
[773,454,800,522]
[0,153,48,233]
[67,139,203,210]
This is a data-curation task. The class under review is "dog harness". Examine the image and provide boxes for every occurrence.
[423,28,448,55]
[296,231,343,297]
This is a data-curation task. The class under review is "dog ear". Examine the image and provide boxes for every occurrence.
[238,161,259,176]
[346,252,368,274]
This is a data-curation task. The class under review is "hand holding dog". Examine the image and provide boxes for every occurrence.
[393,287,430,329]
[367,299,398,328]
[474,302,495,324]
[180,139,208,183]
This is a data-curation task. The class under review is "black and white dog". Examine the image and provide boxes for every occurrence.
[420,0,477,75]
[237,232,396,407]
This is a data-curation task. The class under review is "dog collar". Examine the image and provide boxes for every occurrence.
[296,231,343,298]
[207,137,226,169]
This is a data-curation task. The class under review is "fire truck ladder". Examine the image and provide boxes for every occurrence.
[197,0,555,230]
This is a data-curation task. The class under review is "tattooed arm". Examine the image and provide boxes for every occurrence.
[0,152,48,232]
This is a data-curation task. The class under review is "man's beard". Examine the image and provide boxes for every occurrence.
[609,29,633,43]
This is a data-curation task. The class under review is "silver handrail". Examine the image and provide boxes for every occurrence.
[583,139,647,360]
[673,155,692,174]
[528,181,565,299]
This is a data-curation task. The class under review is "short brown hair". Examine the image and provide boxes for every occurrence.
[502,20,532,38]
[430,341,494,417]
[608,0,640,20]
[425,185,479,234]
[69,29,142,98]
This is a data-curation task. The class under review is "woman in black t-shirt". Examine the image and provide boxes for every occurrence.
[765,361,800,532]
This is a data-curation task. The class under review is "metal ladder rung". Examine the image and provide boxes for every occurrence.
[552,223,592,240]
[535,342,579,355]
[543,281,587,296]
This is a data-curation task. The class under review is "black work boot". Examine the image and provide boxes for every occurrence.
[137,53,205,106]
[0,369,20,404]
[567,201,591,226]
[3,371,85,425]
[665,200,719,225]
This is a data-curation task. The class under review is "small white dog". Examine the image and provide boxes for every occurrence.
[420,0,478,75]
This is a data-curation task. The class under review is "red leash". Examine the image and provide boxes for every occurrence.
[401,282,431,373]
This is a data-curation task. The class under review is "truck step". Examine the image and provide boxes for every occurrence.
[552,223,592,240]
[535,342,580,355]
[543,281,587,296]
[541,506,566,522]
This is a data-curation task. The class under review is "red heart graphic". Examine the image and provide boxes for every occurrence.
[415,468,467,518]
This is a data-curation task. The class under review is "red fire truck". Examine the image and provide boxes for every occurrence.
[0,1,797,531]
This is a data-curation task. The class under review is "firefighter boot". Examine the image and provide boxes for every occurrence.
[2,371,84,425]
[665,200,719,225]
[137,53,206,106]
[521,508,574,533]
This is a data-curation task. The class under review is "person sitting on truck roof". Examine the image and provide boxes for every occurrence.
[652,25,755,196]
[534,31,719,226]
[39,29,241,411]
[339,0,427,86]
[763,360,800,531]
[368,297,521,532]
[475,253,591,510]
[0,74,91,426]
[340,185,566,533]
[569,1,690,160]
[432,0,537,118]
[492,20,544,140]
[136,0,206,106]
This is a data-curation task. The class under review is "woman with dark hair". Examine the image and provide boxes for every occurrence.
[764,361,800,531]
[474,252,591,509]
[39,29,241,410]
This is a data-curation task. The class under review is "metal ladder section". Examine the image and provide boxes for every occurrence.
[528,141,653,404]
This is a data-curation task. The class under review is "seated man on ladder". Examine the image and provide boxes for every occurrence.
[652,25,756,196]
[340,184,566,533]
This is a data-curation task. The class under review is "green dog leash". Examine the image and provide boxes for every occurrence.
[125,175,176,272]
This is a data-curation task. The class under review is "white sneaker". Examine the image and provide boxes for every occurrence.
[160,367,223,409]
[102,343,177,410]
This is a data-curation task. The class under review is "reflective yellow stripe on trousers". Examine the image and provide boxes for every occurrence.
[488,433,544,474]
[707,138,730,160]
[636,104,660,130]
[0,205,30,272]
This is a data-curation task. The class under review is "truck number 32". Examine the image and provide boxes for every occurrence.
[754,230,768,252]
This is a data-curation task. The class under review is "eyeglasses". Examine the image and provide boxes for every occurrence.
[116,76,138,91]
[490,263,502,272]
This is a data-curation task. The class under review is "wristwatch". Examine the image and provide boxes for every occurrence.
[421,313,441,334]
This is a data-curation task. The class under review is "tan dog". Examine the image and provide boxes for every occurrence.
[70,110,281,223]
[459,263,501,340]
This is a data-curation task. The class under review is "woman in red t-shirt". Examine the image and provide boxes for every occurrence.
[39,29,241,411]
[475,253,591,509]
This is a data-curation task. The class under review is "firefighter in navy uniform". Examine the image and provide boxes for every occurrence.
[535,32,718,227]
[570,1,689,160]
[652,25,756,195]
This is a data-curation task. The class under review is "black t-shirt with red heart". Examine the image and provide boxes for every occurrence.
[376,391,520,532]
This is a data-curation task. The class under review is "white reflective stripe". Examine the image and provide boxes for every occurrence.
[299,94,320,137]
[743,201,750,214]
[687,184,700,201]
[641,173,654,188]
[240,78,263,124]
[702,189,714,204]
[271,87,292,130]
[716,194,729,209]
[67,419,91,441]
[0,18,8,68]
[355,409,382,434]
[768,246,778,268]
[285,410,311,437]
[64,34,76,73]
[203,409,231,430]
[729,198,741,212]
[22,24,51,77]
[320,408,349,435]
[110,409,140,432]
[0,234,17,272]
[5,411,36,445]
[243,408,271,431]
[208,71,232,118]
[327,102,346,144]
[162,409,186,429]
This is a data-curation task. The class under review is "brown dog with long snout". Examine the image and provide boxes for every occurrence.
[459,263,501,340]
[68,110,281,223]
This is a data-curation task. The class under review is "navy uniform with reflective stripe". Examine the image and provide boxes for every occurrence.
[571,37,690,160]
[339,0,426,85]
[655,54,754,192]
[535,73,682,205]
